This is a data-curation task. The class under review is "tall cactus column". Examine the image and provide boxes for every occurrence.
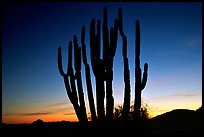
[73,35,88,124]
[90,19,105,123]
[89,7,118,123]
[58,41,88,125]
[134,20,148,120]
[118,8,131,122]
[81,25,97,123]
[103,7,118,122]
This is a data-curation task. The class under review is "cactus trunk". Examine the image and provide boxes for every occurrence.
[73,35,88,124]
[103,7,118,122]
[63,76,82,122]
[119,8,131,122]
[134,20,148,120]
[90,18,105,123]
[81,25,97,123]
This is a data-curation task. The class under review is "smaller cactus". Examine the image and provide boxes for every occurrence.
[58,38,88,125]
[134,20,148,120]
[58,43,81,123]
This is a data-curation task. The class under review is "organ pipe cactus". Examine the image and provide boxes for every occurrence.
[81,25,97,123]
[73,35,88,124]
[89,7,118,123]
[118,8,131,122]
[58,7,149,126]
[58,39,88,125]
[134,20,148,120]
[103,7,118,122]
[90,18,105,123]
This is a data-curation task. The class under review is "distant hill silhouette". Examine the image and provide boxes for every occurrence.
[32,119,44,125]
[147,108,202,135]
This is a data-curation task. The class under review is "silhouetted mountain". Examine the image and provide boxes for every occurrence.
[147,109,202,135]
[196,105,203,115]
[32,119,44,125]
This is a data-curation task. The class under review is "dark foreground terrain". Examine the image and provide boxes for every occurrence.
[1,108,203,136]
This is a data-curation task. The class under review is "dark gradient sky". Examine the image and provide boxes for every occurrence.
[2,2,202,124]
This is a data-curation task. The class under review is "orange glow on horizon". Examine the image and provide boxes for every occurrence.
[2,96,201,124]
[2,113,79,124]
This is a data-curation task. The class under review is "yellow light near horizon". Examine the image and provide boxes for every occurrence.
[148,95,202,118]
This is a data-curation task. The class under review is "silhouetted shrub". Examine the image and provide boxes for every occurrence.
[114,101,151,121]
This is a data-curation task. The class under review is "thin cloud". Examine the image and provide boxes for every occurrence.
[64,113,75,115]
[3,113,19,116]
[46,102,68,107]
[20,112,53,116]
[180,37,201,48]
[4,112,53,116]
[154,49,184,57]
[51,107,72,112]
[147,91,201,100]
[171,93,201,97]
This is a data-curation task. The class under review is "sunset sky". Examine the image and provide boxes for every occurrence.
[2,2,202,124]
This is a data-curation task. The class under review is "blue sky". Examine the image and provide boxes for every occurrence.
[2,2,202,123]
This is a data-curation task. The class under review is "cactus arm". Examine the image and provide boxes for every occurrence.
[110,19,118,57]
[118,8,124,36]
[141,63,148,90]
[66,42,78,103]
[58,42,83,123]
[103,7,109,64]
[81,25,87,64]
[67,41,72,75]
[63,75,83,122]
[73,35,81,72]
[73,35,88,124]
[58,47,66,77]
[90,18,96,70]
[63,76,75,105]
[109,27,114,60]
[96,20,101,60]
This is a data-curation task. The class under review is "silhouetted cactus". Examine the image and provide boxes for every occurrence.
[89,7,118,123]
[58,7,149,126]
[81,25,97,123]
[58,39,88,125]
[73,35,88,124]
[118,8,131,122]
[90,18,105,123]
[103,7,118,122]
[134,20,148,120]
